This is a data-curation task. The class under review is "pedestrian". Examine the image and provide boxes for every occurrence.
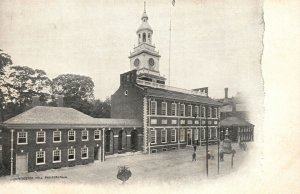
[220,151,224,161]
[193,145,197,152]
[207,150,211,160]
[192,152,196,161]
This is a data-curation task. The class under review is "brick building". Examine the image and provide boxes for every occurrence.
[1,6,222,175]
[111,7,221,153]
[1,106,141,175]
[218,88,255,143]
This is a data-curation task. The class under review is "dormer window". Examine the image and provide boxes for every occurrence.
[143,33,146,42]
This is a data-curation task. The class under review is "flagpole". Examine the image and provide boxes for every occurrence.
[168,0,172,86]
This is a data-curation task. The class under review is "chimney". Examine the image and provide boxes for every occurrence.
[225,88,228,99]
[57,95,64,107]
[32,96,40,107]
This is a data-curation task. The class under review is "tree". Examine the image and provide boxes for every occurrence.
[0,49,13,121]
[0,49,12,75]
[3,66,52,118]
[90,97,111,118]
[52,74,95,114]
[52,74,94,101]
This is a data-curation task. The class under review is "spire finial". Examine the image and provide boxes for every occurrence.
[144,1,146,12]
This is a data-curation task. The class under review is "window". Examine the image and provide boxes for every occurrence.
[161,102,167,115]
[68,148,75,161]
[201,128,205,140]
[36,131,46,143]
[180,104,185,116]
[208,127,212,139]
[53,131,61,142]
[207,107,212,118]
[36,151,45,165]
[143,33,146,42]
[81,147,88,159]
[68,130,76,142]
[82,130,89,141]
[171,103,177,116]
[53,149,61,163]
[150,130,156,144]
[161,129,167,143]
[211,127,217,139]
[212,107,218,118]
[171,129,176,142]
[194,129,199,140]
[195,106,199,117]
[94,130,101,140]
[150,101,157,115]
[17,132,27,144]
[187,105,192,117]
[180,128,185,142]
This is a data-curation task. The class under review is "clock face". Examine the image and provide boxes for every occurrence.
[134,58,140,67]
[148,58,155,67]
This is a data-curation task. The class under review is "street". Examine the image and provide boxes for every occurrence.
[0,143,250,184]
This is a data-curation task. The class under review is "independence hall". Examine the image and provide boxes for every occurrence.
[0,6,241,176]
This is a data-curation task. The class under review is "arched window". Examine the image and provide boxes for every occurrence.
[143,33,146,42]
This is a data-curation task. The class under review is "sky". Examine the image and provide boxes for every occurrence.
[0,0,264,101]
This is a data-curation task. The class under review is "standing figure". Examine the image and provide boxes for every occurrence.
[192,152,196,161]
[193,145,197,152]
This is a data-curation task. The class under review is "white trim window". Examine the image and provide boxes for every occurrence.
[53,149,61,163]
[180,128,185,142]
[211,127,217,139]
[17,132,27,144]
[207,107,212,118]
[201,106,206,118]
[171,129,176,142]
[180,104,185,116]
[81,147,88,159]
[195,106,199,117]
[68,130,76,142]
[194,128,199,140]
[150,101,157,115]
[36,131,46,144]
[68,148,75,161]
[171,103,177,116]
[53,131,61,143]
[201,127,205,140]
[94,129,101,140]
[187,105,192,117]
[208,127,212,139]
[82,129,89,141]
[161,129,167,143]
[161,102,167,116]
[150,130,157,144]
[212,107,218,118]
[36,150,45,165]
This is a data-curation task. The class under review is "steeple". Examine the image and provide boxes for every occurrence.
[129,2,166,85]
[137,2,153,45]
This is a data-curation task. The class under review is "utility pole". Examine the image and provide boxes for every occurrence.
[205,105,209,177]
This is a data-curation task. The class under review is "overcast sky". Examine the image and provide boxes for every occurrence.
[0,0,264,100]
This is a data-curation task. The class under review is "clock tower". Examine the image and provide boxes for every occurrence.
[129,3,166,84]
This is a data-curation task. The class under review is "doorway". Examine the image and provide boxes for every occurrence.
[94,147,101,161]
[16,153,28,174]
[187,129,192,146]
[131,130,138,151]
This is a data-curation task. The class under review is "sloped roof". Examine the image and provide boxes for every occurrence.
[145,87,221,106]
[3,106,141,129]
[220,117,254,127]
[220,104,233,112]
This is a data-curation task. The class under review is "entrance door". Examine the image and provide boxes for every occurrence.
[94,147,102,161]
[16,154,28,174]
[187,129,192,145]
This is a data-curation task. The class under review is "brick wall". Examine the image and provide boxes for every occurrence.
[2,128,103,174]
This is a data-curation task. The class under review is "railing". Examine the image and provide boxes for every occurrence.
[137,69,161,77]
[136,79,208,97]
